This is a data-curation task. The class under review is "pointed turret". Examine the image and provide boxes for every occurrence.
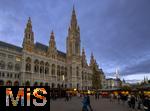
[90,52,95,67]
[115,67,120,79]
[122,79,126,83]
[22,17,34,52]
[82,47,88,67]
[49,31,56,49]
[47,31,57,59]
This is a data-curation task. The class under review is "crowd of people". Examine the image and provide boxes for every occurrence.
[108,93,150,111]
[81,92,150,111]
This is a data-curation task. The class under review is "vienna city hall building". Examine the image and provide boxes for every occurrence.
[0,7,104,90]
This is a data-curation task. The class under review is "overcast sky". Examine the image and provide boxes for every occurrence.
[0,0,150,82]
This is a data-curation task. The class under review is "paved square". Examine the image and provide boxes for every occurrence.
[50,96,130,111]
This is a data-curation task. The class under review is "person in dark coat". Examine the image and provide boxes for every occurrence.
[130,95,136,110]
[143,96,150,111]
[87,95,93,111]
[95,92,97,100]
[137,95,142,110]
[82,94,88,111]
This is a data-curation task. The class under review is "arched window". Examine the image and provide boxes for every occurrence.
[25,81,30,86]
[40,61,44,74]
[45,62,49,74]
[6,80,12,86]
[51,64,55,75]
[26,57,31,71]
[40,82,43,86]
[34,82,38,86]
[34,60,39,73]
[0,61,5,69]
[7,62,13,70]
[14,81,19,86]
[15,63,20,71]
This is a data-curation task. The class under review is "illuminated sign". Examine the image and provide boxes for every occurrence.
[0,86,50,111]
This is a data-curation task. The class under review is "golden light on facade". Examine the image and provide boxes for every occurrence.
[16,57,21,62]
[62,75,65,81]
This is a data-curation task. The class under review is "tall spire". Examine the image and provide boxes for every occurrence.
[47,31,57,59]
[47,31,57,58]
[70,5,77,29]
[90,52,95,67]
[22,17,34,52]
[66,5,80,57]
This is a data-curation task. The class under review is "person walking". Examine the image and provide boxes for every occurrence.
[110,93,114,103]
[127,94,132,109]
[82,94,88,111]
[95,92,97,100]
[117,94,121,104]
[97,92,100,100]
[130,95,136,111]
[137,95,142,111]
[65,92,69,102]
[87,94,93,111]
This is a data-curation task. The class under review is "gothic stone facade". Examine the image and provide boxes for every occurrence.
[0,8,97,90]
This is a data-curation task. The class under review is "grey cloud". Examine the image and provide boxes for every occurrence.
[0,0,150,78]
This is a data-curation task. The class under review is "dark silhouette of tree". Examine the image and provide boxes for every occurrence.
[92,64,102,90]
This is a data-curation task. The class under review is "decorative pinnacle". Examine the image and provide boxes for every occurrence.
[28,17,32,24]
[50,30,54,39]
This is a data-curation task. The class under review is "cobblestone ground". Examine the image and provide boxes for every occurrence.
[50,96,139,111]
